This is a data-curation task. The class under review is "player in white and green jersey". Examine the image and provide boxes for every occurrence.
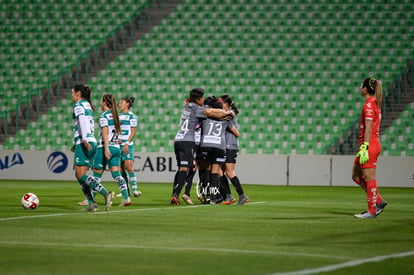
[92,94,131,207]
[118,96,141,197]
[71,84,113,212]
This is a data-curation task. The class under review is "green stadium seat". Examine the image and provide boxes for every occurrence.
[2,0,412,155]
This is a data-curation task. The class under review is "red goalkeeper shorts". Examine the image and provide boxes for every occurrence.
[354,142,381,169]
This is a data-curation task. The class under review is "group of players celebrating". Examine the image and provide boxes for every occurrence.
[72,77,389,217]
[171,88,249,206]
[72,84,247,211]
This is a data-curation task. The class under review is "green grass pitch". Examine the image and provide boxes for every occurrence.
[0,180,413,274]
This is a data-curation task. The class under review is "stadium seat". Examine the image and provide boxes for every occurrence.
[2,0,413,155]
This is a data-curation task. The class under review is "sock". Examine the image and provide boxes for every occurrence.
[204,171,211,196]
[128,172,137,192]
[122,170,131,196]
[93,171,102,178]
[230,176,244,195]
[369,179,383,204]
[92,171,103,199]
[80,183,94,203]
[173,171,179,193]
[121,170,128,184]
[185,168,196,196]
[376,193,383,205]
[355,178,367,193]
[172,170,187,197]
[220,175,231,197]
[198,169,206,195]
[210,173,222,201]
[365,180,378,214]
[112,171,129,199]
[81,174,107,196]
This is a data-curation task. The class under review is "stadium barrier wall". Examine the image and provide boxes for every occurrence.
[0,150,413,187]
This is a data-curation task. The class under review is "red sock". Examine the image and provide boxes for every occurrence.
[376,190,383,205]
[355,178,367,193]
[365,180,379,214]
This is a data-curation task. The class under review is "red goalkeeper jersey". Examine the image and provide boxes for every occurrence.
[358,96,381,145]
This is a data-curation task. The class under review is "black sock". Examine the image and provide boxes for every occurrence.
[210,173,222,202]
[204,171,211,196]
[172,170,187,196]
[230,176,244,195]
[185,168,196,196]
[173,170,179,190]
[198,169,206,193]
[220,175,231,196]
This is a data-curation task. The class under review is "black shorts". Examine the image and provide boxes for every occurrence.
[195,145,203,161]
[201,147,225,165]
[225,149,238,164]
[174,141,195,168]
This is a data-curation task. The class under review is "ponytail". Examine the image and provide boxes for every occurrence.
[220,94,240,115]
[74,84,94,111]
[362,78,382,109]
[373,79,382,110]
[103,94,121,133]
[230,102,240,115]
[121,96,135,109]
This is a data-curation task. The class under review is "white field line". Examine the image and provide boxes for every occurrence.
[0,240,352,260]
[270,250,414,275]
[0,201,351,261]
[0,201,266,221]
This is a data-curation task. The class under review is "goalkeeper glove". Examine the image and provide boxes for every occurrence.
[356,142,369,165]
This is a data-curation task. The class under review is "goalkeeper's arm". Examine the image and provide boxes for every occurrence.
[363,119,373,145]
[357,119,373,164]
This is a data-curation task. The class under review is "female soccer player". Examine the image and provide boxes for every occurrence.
[352,78,388,218]
[182,98,202,205]
[199,96,240,205]
[71,84,113,211]
[118,96,141,198]
[219,94,249,205]
[93,94,131,207]
[171,88,234,205]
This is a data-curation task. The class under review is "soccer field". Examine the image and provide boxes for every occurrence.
[0,180,413,275]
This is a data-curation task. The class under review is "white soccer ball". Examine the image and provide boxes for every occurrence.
[21,193,39,210]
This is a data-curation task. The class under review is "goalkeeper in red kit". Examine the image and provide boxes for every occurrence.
[352,78,388,218]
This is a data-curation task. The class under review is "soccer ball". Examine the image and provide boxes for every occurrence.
[21,193,39,210]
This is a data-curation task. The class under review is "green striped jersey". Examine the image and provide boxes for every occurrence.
[72,99,96,144]
[98,110,120,147]
[119,111,137,145]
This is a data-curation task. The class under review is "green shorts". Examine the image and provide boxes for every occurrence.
[93,145,122,170]
[74,142,97,167]
[121,145,135,161]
